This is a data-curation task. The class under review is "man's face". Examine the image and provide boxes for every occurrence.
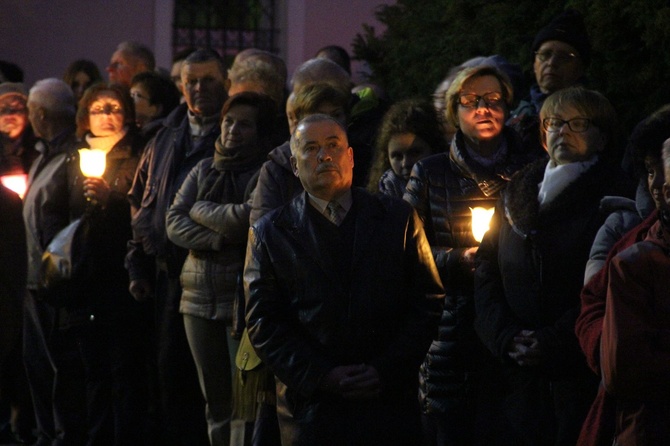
[181,60,228,117]
[171,59,185,94]
[107,50,140,87]
[0,95,28,140]
[533,40,585,94]
[26,99,43,138]
[290,119,354,200]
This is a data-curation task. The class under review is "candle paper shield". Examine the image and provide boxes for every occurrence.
[471,207,494,243]
[78,149,106,178]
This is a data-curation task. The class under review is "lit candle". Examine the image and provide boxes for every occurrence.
[78,148,106,178]
[0,173,28,198]
[471,207,494,243]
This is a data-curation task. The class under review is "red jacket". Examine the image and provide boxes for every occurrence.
[601,219,670,444]
[575,211,657,446]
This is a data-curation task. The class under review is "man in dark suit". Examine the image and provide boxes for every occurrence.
[244,114,444,445]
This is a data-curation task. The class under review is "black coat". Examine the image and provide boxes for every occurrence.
[474,157,631,446]
[63,129,144,323]
[126,104,220,280]
[244,188,444,445]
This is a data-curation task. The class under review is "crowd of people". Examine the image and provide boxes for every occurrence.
[0,7,668,446]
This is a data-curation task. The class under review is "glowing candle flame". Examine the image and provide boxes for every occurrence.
[1,173,28,198]
[471,207,494,243]
[78,148,106,178]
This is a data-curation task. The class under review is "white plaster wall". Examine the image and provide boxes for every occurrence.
[0,0,390,88]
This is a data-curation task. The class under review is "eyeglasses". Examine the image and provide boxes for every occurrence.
[0,107,26,116]
[458,92,504,109]
[535,50,579,64]
[89,104,123,116]
[130,91,150,102]
[542,117,591,133]
[108,61,126,71]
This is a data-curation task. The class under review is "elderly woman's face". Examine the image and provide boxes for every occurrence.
[543,104,605,165]
[457,75,506,147]
[88,91,125,137]
[221,104,259,150]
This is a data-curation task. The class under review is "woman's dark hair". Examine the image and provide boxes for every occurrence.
[315,45,351,75]
[220,91,277,150]
[63,59,103,91]
[366,98,447,192]
[628,105,670,178]
[131,71,181,119]
[76,82,135,138]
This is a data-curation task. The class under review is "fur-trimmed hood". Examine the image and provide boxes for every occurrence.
[503,157,618,238]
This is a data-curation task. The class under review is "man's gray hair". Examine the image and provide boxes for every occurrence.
[228,56,285,106]
[28,78,76,117]
[290,58,351,93]
[290,113,348,155]
[117,41,155,71]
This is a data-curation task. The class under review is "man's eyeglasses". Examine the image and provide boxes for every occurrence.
[542,117,591,133]
[535,50,578,64]
[108,61,126,71]
[458,92,504,109]
[89,104,123,116]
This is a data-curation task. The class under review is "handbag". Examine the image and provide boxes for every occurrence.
[232,328,275,421]
[39,218,86,290]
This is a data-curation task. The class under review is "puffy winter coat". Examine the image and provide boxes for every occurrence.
[403,127,539,419]
[167,154,261,322]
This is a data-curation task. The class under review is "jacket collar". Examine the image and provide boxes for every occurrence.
[503,157,605,237]
[449,126,533,197]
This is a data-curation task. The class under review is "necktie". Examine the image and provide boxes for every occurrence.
[326,201,343,226]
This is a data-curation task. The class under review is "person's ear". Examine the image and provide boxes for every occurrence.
[348,147,354,167]
[290,155,299,177]
[663,182,670,206]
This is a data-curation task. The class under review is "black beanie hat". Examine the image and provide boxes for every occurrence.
[531,9,591,65]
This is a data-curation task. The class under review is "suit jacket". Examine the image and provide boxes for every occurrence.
[244,187,444,445]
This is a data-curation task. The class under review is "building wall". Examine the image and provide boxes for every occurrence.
[0,0,391,88]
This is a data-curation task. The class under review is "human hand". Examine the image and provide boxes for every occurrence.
[460,247,479,273]
[339,364,381,400]
[83,177,111,207]
[129,278,153,302]
[507,330,543,366]
[319,364,382,400]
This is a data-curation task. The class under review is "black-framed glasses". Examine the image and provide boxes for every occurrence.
[542,117,591,133]
[130,91,150,102]
[458,92,504,109]
[89,104,123,116]
[535,50,579,64]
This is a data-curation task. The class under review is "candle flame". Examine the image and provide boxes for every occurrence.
[1,173,28,198]
[471,207,494,243]
[78,148,106,178]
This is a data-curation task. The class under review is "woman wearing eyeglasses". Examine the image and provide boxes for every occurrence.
[62,82,149,444]
[473,86,633,446]
[403,64,541,446]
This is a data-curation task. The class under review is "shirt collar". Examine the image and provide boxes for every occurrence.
[307,188,353,215]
